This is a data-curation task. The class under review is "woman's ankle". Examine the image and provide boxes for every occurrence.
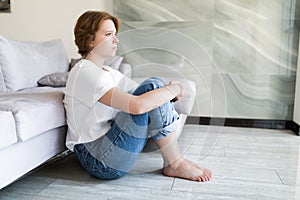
[164,157,185,169]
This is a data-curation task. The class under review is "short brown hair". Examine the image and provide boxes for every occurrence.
[74,11,120,57]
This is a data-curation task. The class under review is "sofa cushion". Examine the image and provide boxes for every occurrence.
[0,35,69,91]
[69,56,124,71]
[37,72,69,87]
[0,67,6,92]
[104,56,123,70]
[38,57,129,88]
[119,63,132,77]
[0,91,66,141]
[0,111,17,150]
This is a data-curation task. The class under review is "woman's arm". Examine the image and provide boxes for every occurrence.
[99,82,182,115]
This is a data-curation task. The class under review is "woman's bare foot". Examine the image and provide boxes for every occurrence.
[162,157,212,182]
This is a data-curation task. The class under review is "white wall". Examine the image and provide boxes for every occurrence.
[294,35,300,125]
[0,0,113,59]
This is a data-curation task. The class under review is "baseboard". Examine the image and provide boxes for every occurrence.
[285,121,300,136]
[186,116,300,136]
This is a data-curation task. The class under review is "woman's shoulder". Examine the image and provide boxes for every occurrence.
[78,59,98,69]
[70,60,104,75]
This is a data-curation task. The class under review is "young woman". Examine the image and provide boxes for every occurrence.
[64,10,212,182]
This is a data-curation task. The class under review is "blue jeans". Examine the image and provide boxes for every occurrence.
[74,77,179,180]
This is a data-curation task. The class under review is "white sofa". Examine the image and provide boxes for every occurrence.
[0,36,196,189]
[0,35,70,189]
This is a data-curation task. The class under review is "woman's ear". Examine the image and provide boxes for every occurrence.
[89,40,94,48]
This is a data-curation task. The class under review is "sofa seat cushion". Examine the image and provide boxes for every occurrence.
[0,111,17,150]
[0,91,66,141]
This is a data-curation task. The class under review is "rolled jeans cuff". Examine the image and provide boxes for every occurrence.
[149,117,179,141]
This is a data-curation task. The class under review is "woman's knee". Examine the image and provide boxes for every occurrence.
[133,77,166,95]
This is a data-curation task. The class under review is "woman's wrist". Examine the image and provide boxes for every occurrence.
[165,84,180,97]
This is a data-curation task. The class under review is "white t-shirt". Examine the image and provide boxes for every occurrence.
[63,59,138,151]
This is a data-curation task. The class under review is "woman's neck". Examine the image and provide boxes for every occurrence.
[85,54,105,67]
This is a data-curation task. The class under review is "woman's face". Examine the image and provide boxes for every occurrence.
[90,19,119,58]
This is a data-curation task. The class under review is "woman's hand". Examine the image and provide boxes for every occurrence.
[165,81,183,102]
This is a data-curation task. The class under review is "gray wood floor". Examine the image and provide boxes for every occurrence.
[1,125,300,200]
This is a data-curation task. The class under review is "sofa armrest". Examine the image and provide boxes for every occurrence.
[119,63,132,78]
[173,79,196,115]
